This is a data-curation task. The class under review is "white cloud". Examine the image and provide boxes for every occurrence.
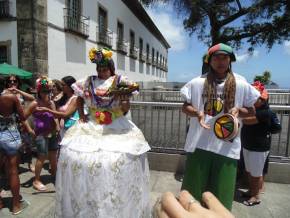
[146,7,188,51]
[236,50,259,63]
[284,41,290,55]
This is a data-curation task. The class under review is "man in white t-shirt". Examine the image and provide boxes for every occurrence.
[180,43,260,210]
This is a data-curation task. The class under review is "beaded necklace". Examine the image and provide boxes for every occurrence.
[89,75,118,108]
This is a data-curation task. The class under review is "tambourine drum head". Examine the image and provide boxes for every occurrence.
[214,114,238,141]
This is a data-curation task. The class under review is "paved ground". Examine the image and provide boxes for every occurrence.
[1,163,290,217]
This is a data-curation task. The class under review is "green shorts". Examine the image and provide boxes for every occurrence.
[34,135,58,155]
[182,149,237,210]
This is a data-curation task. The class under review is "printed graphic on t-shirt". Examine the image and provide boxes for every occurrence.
[203,93,224,116]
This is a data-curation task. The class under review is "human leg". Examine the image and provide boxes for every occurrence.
[33,154,47,190]
[6,155,21,213]
[261,153,270,193]
[209,153,237,211]
[181,149,211,202]
[242,149,268,206]
[48,150,57,177]
[33,136,48,190]
[47,135,58,177]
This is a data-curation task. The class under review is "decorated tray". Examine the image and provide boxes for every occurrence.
[214,113,239,142]
[107,83,139,96]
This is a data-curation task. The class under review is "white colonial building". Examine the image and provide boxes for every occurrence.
[0,0,170,82]
[0,0,17,65]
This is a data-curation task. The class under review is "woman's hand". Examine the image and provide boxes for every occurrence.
[118,94,130,113]
[78,116,88,123]
[154,190,234,218]
[8,87,18,92]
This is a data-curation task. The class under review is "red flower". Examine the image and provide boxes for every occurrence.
[95,111,112,125]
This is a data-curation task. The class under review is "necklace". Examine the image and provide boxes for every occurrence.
[90,76,114,108]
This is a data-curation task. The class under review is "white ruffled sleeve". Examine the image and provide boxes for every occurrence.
[71,78,87,97]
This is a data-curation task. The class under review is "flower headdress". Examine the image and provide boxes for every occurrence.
[252,81,268,100]
[36,76,52,92]
[89,47,113,66]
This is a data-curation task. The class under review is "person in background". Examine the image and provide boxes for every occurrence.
[3,75,36,172]
[180,43,260,210]
[241,81,272,206]
[24,76,60,191]
[0,77,30,215]
[3,75,35,102]
[37,76,79,150]
[51,79,63,109]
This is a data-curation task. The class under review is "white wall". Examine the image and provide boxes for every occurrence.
[47,0,168,82]
[0,21,18,66]
[0,0,18,66]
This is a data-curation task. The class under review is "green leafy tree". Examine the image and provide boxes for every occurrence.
[254,71,272,84]
[141,0,290,50]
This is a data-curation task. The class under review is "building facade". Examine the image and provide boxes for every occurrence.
[0,0,170,82]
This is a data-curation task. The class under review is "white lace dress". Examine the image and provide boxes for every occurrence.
[55,75,151,218]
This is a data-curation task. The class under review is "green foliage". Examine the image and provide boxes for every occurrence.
[254,71,272,85]
[141,0,290,50]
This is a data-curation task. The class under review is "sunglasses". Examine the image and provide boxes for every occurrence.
[8,80,18,84]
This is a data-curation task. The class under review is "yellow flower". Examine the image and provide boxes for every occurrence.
[89,47,97,61]
[102,49,113,59]
[99,112,106,122]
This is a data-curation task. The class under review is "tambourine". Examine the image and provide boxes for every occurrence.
[214,113,239,142]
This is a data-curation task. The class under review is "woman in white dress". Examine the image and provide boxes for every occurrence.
[55,48,151,218]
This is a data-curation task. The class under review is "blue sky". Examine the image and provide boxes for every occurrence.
[145,3,290,88]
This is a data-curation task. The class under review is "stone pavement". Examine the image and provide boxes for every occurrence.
[1,163,290,217]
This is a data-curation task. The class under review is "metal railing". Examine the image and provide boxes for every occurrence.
[97,27,113,47]
[163,64,168,72]
[0,0,11,18]
[268,93,290,105]
[129,46,138,59]
[116,39,128,54]
[152,58,158,66]
[146,55,152,64]
[132,90,182,102]
[131,101,290,158]
[132,90,290,105]
[63,8,89,38]
[139,52,146,62]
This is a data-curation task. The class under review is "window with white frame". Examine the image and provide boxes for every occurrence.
[98,6,107,33]
[117,21,124,42]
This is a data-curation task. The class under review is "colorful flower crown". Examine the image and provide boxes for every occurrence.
[89,47,113,66]
[36,76,52,92]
